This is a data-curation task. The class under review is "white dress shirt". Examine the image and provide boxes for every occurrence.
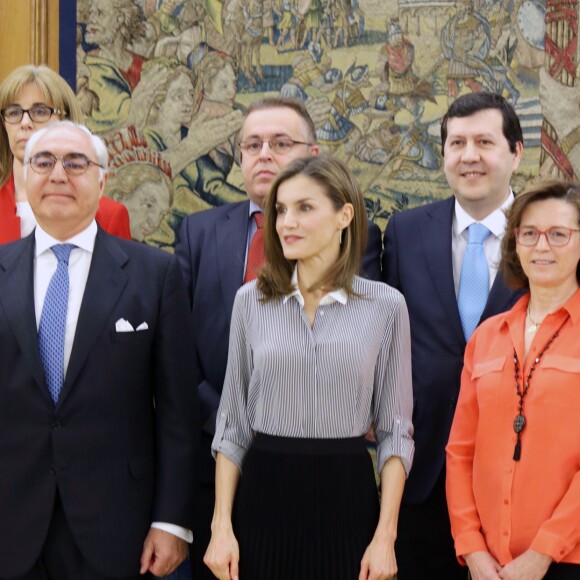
[451,191,514,296]
[33,221,192,543]
[16,201,37,238]
[34,221,97,372]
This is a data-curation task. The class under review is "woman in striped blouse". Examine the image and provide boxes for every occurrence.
[204,155,414,580]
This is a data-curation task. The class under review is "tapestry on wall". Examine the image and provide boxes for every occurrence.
[73,0,574,250]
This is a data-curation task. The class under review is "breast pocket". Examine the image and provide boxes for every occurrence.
[471,356,507,408]
[539,354,580,410]
[110,329,152,344]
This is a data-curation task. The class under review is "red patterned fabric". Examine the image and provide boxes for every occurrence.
[243,212,265,283]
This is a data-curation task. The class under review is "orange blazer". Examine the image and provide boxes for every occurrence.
[0,174,131,243]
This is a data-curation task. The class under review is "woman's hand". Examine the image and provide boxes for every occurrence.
[203,521,240,580]
[498,550,552,580]
[465,551,502,579]
[358,533,397,579]
[206,454,242,579]
[359,457,406,579]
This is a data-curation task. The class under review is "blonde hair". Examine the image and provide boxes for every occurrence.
[0,65,84,187]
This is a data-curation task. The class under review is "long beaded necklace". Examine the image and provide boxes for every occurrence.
[512,322,565,461]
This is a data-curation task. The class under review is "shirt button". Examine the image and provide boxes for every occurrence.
[503,530,509,537]
[320,310,325,316]
[506,467,513,473]
[503,499,509,505]
[49,465,56,476]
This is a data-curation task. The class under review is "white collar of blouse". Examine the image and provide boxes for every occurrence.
[283,266,348,307]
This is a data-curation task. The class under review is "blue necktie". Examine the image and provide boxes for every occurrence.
[38,244,76,404]
[458,223,491,341]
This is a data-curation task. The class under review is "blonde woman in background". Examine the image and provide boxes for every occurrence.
[0,64,131,242]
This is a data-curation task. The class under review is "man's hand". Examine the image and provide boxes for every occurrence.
[140,528,187,576]
[499,550,552,580]
[465,551,502,580]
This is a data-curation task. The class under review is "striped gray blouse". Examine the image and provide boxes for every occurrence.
[212,276,414,476]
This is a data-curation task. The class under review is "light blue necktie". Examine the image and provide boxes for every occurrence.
[38,244,76,404]
[458,223,491,341]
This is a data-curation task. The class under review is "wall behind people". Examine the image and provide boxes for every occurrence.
[0,0,60,82]
[29,0,574,251]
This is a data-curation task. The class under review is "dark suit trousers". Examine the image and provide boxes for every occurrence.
[396,469,467,580]
[5,491,152,580]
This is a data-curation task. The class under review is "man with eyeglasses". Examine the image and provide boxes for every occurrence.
[175,95,382,580]
[382,92,526,579]
[0,121,198,580]
[0,64,132,244]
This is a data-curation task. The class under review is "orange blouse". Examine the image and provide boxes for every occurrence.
[446,290,580,566]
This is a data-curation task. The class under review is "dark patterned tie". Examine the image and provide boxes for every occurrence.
[37,244,76,404]
[244,212,265,283]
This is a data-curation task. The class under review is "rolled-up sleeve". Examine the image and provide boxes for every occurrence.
[211,292,254,471]
[374,294,414,476]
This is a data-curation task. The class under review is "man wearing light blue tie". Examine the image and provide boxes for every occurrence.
[0,122,198,580]
[382,92,526,579]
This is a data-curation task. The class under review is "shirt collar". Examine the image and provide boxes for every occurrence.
[34,220,98,258]
[248,200,263,218]
[502,287,580,330]
[454,189,514,239]
[283,266,348,306]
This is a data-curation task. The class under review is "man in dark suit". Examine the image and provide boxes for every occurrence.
[175,96,382,579]
[383,93,525,578]
[0,121,198,580]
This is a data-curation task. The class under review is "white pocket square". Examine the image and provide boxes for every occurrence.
[115,318,134,332]
[136,322,149,331]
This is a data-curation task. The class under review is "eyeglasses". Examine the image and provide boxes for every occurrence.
[515,226,580,247]
[29,152,104,176]
[239,137,313,156]
[1,104,63,124]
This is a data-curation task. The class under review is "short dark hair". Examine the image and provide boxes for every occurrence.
[500,179,580,289]
[257,155,367,299]
[440,92,523,155]
[243,96,317,144]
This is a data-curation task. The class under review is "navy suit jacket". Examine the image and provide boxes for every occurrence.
[0,229,198,578]
[382,197,523,504]
[176,199,382,481]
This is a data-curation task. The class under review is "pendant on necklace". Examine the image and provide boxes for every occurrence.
[513,414,526,433]
[527,321,539,333]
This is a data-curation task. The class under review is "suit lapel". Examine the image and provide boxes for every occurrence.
[216,201,249,315]
[482,273,522,321]
[0,235,48,396]
[421,198,465,344]
[59,230,128,405]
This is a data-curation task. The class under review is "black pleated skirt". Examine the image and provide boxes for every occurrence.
[233,434,380,580]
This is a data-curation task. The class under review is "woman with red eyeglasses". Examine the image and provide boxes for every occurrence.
[447,179,580,580]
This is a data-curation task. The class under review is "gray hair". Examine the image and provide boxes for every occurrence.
[24,121,109,182]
